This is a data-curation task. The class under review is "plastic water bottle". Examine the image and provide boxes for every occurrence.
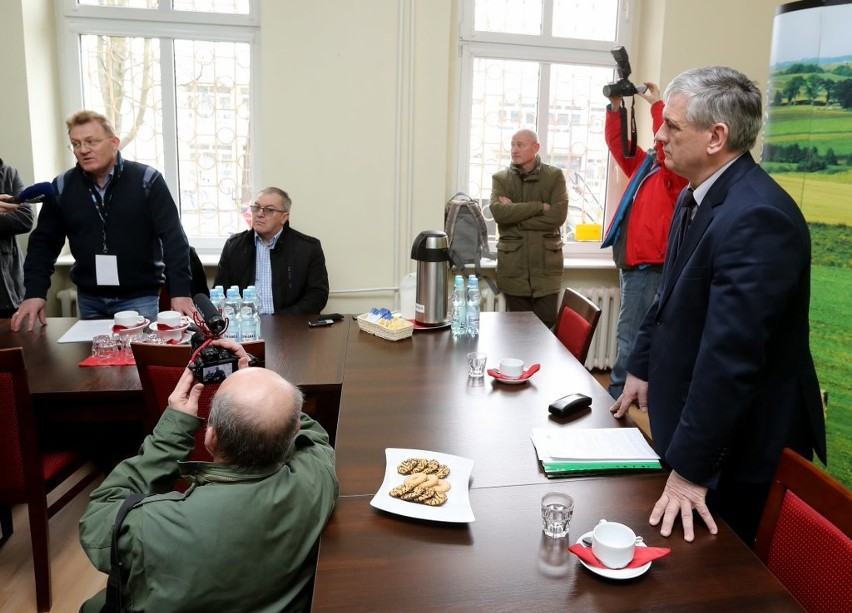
[210,286,225,315]
[240,287,261,341]
[466,275,481,337]
[451,275,467,338]
[223,287,242,341]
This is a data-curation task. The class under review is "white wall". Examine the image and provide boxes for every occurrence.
[0,0,787,316]
[258,0,454,313]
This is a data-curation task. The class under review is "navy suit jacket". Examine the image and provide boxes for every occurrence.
[627,153,826,488]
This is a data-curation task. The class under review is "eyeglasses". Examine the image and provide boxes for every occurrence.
[249,204,287,215]
[68,138,108,152]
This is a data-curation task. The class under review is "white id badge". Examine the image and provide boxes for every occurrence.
[95,254,120,286]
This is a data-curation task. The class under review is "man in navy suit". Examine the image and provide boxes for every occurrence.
[611,66,826,545]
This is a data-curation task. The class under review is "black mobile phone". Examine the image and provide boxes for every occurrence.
[308,319,334,328]
[548,393,592,418]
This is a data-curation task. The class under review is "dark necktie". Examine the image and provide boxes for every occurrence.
[674,189,697,256]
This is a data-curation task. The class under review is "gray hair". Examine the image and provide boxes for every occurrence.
[66,110,118,138]
[258,187,292,212]
[664,66,762,153]
[208,379,303,469]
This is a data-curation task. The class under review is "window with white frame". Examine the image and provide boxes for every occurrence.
[59,0,258,246]
[457,0,631,247]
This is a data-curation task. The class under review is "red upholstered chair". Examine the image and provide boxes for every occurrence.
[0,347,101,612]
[753,448,852,613]
[132,341,265,462]
[553,287,601,364]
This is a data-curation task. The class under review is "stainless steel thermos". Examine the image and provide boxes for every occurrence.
[410,231,450,327]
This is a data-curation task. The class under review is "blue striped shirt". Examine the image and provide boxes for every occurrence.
[254,230,282,314]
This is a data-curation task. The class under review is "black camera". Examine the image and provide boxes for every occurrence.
[185,292,241,383]
[602,46,647,98]
[189,344,240,384]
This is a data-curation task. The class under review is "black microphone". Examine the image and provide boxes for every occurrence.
[12,182,55,204]
[193,292,227,336]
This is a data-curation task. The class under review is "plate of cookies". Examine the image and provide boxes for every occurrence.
[370,448,475,523]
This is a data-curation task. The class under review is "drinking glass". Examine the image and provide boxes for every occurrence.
[467,352,487,378]
[541,491,574,538]
[95,337,119,363]
[91,335,111,359]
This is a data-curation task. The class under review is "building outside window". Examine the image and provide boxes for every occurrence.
[60,0,258,248]
[457,0,631,248]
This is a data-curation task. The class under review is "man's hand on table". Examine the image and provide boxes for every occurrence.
[650,470,718,542]
[610,372,648,418]
[171,296,196,317]
[10,298,47,332]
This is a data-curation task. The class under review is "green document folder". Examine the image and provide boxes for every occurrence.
[543,460,662,478]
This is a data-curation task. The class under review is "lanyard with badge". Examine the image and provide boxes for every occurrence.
[91,164,121,286]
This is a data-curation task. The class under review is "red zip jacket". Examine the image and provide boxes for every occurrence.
[605,101,688,267]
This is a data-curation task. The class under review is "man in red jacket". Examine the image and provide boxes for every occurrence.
[602,83,687,398]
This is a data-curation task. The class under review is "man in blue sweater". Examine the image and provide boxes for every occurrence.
[12,110,192,330]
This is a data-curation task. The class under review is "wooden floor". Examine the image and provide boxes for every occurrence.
[0,371,642,613]
[0,466,107,613]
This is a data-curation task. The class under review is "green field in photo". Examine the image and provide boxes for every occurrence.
[762,101,852,227]
[764,106,852,156]
[808,224,852,489]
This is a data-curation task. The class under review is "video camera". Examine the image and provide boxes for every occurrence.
[187,293,248,384]
[602,47,647,98]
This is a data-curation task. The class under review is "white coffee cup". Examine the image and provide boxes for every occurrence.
[591,520,636,569]
[114,310,143,328]
[157,310,183,329]
[499,358,525,379]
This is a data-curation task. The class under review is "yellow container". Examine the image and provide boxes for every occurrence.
[574,224,602,242]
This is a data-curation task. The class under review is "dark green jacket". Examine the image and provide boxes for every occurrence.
[79,408,338,612]
[490,156,568,297]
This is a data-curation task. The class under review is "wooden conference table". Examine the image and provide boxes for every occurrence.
[0,311,801,610]
[0,315,348,442]
[312,312,802,611]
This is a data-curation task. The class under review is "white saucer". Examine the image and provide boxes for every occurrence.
[574,531,651,580]
[150,319,191,342]
[113,318,150,337]
[489,369,532,385]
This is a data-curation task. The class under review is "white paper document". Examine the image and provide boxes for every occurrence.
[57,319,115,343]
[531,428,660,462]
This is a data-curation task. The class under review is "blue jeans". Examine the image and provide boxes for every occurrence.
[76,292,160,322]
[608,268,662,399]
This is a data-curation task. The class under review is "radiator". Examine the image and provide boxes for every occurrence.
[57,288,78,318]
[479,283,620,370]
[574,286,620,370]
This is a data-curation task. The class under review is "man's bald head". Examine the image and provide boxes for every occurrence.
[510,129,540,172]
[207,368,302,468]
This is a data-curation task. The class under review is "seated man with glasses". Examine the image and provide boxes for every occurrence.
[215,187,329,314]
[11,109,192,330]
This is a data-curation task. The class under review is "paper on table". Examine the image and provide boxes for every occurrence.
[57,319,116,343]
[531,428,660,462]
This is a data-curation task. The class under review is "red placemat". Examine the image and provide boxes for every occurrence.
[79,354,136,367]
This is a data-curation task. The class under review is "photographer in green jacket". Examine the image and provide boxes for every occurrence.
[79,339,339,612]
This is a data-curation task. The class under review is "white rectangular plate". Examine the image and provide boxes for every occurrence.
[370,448,475,523]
